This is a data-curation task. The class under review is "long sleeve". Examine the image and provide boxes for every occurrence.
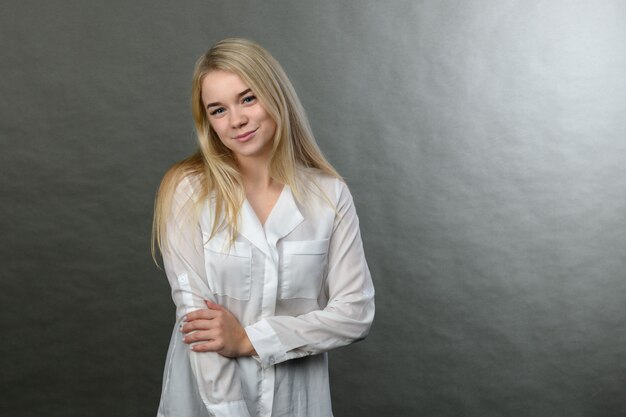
[245,180,375,368]
[160,176,251,417]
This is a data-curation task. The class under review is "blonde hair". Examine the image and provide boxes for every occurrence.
[152,38,340,261]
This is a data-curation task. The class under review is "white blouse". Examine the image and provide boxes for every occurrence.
[156,170,375,417]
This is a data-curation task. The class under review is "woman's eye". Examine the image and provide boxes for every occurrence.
[242,95,256,104]
[209,107,225,116]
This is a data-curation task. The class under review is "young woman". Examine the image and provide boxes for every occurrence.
[153,38,375,417]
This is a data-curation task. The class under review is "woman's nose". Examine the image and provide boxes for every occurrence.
[230,108,248,128]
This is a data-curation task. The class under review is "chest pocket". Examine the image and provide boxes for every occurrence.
[203,236,252,300]
[280,239,329,299]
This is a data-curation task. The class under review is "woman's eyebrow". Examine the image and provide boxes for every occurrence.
[237,88,252,98]
[206,88,252,108]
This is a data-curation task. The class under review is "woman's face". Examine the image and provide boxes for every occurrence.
[201,70,277,164]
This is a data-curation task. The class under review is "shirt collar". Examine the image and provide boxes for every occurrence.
[238,185,304,262]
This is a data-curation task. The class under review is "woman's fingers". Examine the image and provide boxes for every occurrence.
[190,340,225,353]
[184,307,220,322]
[183,328,217,343]
[205,300,225,311]
[181,301,251,357]
[181,318,214,334]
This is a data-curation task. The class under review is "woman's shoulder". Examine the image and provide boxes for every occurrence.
[160,159,206,207]
[297,166,349,205]
[299,166,344,188]
[173,171,204,203]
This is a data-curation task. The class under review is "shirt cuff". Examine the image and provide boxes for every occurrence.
[245,319,287,368]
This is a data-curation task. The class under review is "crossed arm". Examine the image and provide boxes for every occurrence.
[181,300,256,357]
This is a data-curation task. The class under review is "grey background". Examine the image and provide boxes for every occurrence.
[1,1,625,416]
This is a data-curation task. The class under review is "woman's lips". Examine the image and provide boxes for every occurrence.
[234,128,258,142]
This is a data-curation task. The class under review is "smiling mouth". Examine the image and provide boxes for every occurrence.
[234,128,258,141]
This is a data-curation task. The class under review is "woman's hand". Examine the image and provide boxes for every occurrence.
[181,300,256,358]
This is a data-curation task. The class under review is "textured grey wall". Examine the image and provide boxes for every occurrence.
[1,1,625,416]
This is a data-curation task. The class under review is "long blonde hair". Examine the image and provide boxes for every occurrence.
[152,38,340,260]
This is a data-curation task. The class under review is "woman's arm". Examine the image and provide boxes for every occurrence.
[181,299,256,357]
[244,180,375,368]
[161,176,251,417]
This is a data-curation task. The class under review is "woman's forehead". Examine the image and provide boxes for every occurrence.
[201,70,250,102]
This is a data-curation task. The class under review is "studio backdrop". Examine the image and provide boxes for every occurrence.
[1,1,625,416]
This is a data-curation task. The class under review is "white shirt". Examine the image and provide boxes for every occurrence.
[156,169,375,417]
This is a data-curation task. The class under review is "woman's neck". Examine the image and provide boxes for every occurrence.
[236,156,274,191]
[236,157,284,225]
